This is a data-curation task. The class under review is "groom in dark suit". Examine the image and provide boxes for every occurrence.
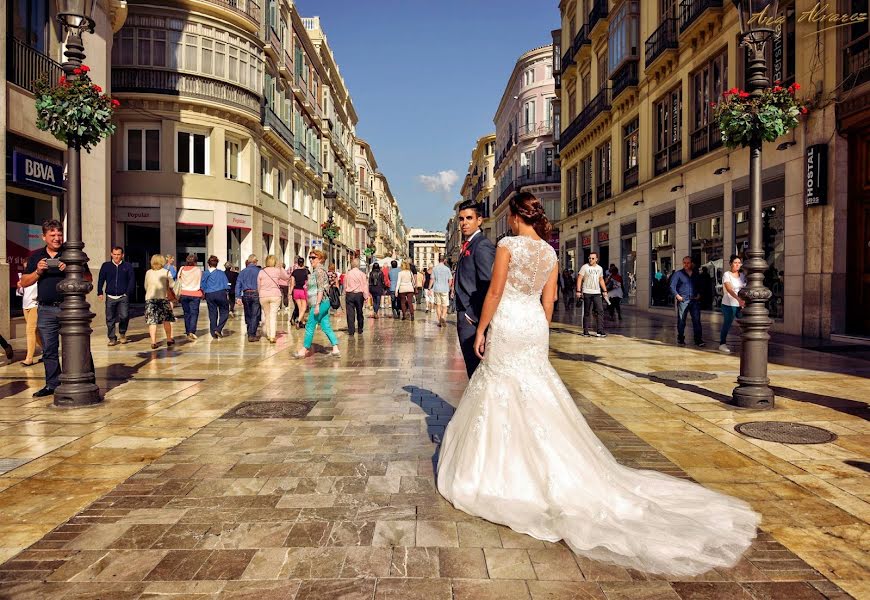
[453,200,496,378]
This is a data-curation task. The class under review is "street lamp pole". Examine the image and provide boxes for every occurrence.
[731,0,777,409]
[54,0,101,408]
[323,183,337,268]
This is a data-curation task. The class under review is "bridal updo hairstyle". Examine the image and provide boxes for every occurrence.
[509,192,552,240]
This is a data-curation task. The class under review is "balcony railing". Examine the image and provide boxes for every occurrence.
[8,38,63,94]
[645,18,679,68]
[518,120,555,138]
[624,164,639,190]
[495,180,516,210]
[690,123,722,159]
[588,0,609,32]
[843,33,870,91]
[112,68,260,115]
[567,197,578,216]
[562,47,575,72]
[295,139,306,156]
[580,190,593,211]
[611,61,639,100]
[596,180,612,203]
[261,105,294,150]
[204,0,260,27]
[679,0,723,34]
[516,170,561,189]
[560,86,611,150]
[654,141,682,176]
[573,24,591,56]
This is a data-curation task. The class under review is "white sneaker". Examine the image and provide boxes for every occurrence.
[719,344,730,353]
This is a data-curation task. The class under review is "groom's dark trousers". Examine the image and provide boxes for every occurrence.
[453,231,496,379]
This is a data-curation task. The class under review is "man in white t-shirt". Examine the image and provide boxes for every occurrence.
[431,254,453,328]
[575,252,608,337]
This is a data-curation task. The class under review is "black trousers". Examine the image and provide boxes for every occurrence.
[241,291,261,337]
[346,291,365,334]
[205,291,229,335]
[583,294,605,334]
[456,312,480,379]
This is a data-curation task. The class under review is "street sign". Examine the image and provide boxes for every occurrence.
[805,143,827,206]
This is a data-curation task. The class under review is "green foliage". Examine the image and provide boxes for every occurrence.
[713,83,806,149]
[34,66,119,152]
[321,221,340,241]
[364,244,376,257]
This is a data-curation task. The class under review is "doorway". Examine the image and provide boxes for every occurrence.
[125,223,160,303]
[847,129,870,335]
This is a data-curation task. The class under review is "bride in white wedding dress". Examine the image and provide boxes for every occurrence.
[437,192,760,576]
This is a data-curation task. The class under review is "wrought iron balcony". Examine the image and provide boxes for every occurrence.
[561,46,575,73]
[7,37,63,94]
[624,164,638,190]
[573,24,591,56]
[580,191,594,211]
[588,0,609,33]
[261,104,294,150]
[567,197,578,216]
[560,86,611,150]
[518,120,555,138]
[494,180,516,210]
[690,123,722,159]
[654,141,682,176]
[112,68,260,115]
[843,32,870,91]
[611,61,639,100]
[516,170,561,189]
[203,0,260,28]
[596,180,612,203]
[645,18,679,68]
[679,0,723,34]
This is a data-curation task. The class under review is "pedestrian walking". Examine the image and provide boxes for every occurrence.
[225,262,238,318]
[294,248,340,358]
[201,255,230,339]
[344,258,370,336]
[257,254,289,343]
[176,254,203,340]
[368,262,386,318]
[423,267,434,313]
[144,254,176,349]
[290,257,309,329]
[388,260,401,318]
[0,333,13,363]
[671,256,705,347]
[97,246,135,346]
[396,261,417,321]
[719,255,746,353]
[279,262,291,314]
[235,255,262,342]
[19,219,66,397]
[575,252,608,337]
[431,254,453,328]
[164,254,177,279]
[605,265,624,322]
[16,277,40,366]
[381,262,392,313]
[415,267,425,306]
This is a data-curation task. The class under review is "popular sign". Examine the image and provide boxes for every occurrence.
[12,151,64,193]
[805,143,827,206]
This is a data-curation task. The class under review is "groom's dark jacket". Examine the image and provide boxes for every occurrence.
[454,231,496,323]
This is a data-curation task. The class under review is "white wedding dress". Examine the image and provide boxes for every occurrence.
[437,235,759,576]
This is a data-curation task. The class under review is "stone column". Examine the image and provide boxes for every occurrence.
[675,195,690,265]
[0,6,8,338]
[636,208,651,308]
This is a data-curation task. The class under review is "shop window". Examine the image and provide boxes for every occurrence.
[127,127,160,171]
[225,140,240,180]
[177,130,207,175]
[650,214,676,306]
[735,203,785,319]
[691,216,724,309]
[620,230,637,305]
[227,228,242,268]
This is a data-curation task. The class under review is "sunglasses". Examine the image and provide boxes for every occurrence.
[309,255,318,259]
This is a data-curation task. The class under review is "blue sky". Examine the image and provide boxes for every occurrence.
[295,0,559,231]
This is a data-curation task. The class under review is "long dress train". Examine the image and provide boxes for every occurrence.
[437,235,759,576]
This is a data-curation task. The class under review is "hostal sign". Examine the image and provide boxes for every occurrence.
[805,143,827,206]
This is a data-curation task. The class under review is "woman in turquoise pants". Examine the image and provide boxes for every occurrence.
[294,248,340,358]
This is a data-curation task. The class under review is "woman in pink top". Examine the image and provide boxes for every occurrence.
[257,254,290,343]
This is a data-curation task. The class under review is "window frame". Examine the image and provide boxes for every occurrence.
[175,128,208,175]
[124,124,161,172]
[260,153,273,195]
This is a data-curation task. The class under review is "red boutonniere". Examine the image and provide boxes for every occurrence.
[464,250,471,257]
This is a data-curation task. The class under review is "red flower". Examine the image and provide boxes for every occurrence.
[73,67,82,75]
[729,87,739,95]
[800,107,808,114]
[773,86,783,92]
[709,101,716,107]
[111,99,120,107]
[723,90,732,97]
[792,83,800,90]
[739,91,750,98]
[92,84,102,93]
[80,65,90,73]
[774,80,781,85]
[59,75,66,85]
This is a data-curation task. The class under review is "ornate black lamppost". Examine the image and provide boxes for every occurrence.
[731,0,777,409]
[55,0,101,408]
[323,184,337,266]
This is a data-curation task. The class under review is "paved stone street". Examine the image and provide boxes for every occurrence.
[0,306,867,599]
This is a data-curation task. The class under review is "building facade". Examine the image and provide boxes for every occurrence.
[493,45,560,241]
[459,134,496,239]
[2,0,126,337]
[556,0,863,339]
[407,229,446,270]
[354,138,378,261]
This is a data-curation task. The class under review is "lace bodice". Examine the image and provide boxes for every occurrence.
[498,236,557,297]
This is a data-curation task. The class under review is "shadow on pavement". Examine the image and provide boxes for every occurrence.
[402,385,455,480]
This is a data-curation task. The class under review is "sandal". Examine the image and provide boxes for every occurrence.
[151,343,159,349]
[167,338,175,347]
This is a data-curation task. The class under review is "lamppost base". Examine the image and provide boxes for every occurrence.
[53,384,102,408]
[732,382,774,410]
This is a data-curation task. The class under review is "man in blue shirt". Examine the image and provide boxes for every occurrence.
[670,256,704,347]
[235,254,262,341]
[97,246,136,346]
[388,260,401,319]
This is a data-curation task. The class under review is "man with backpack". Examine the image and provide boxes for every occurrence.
[368,262,386,318]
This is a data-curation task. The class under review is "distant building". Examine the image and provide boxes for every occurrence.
[407,229,446,270]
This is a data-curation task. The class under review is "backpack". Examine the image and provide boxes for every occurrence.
[369,269,384,290]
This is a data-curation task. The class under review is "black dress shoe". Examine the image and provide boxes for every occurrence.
[2,344,13,360]
[33,386,55,398]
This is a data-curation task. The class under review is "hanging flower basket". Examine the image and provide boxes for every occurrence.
[34,65,119,153]
[321,221,339,241]
[713,82,806,149]
[364,244,376,257]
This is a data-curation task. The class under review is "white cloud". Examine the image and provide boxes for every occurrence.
[418,170,459,194]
